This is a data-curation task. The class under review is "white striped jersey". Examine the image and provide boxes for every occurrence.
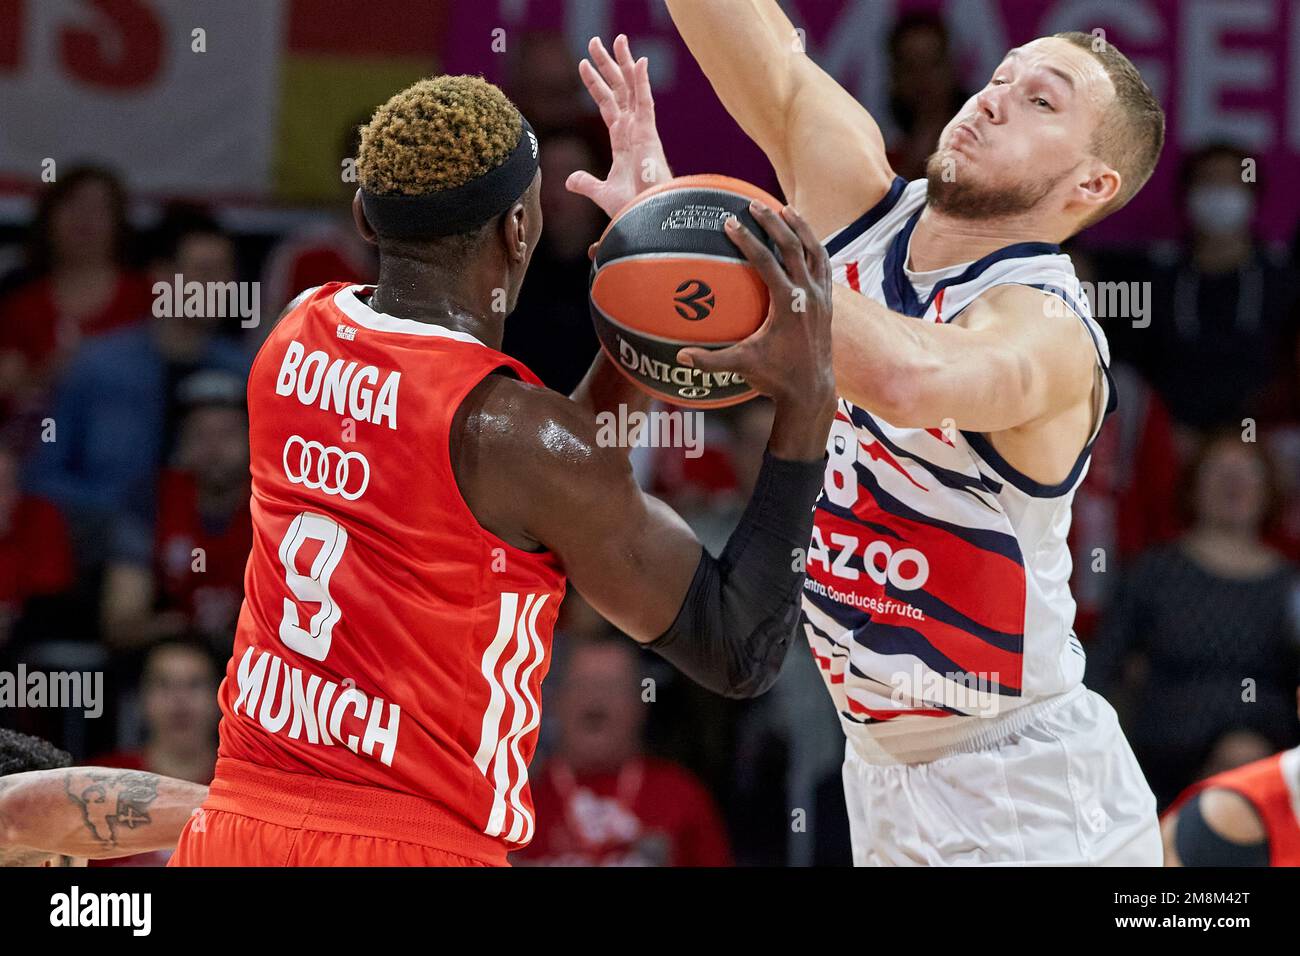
[802,178,1115,764]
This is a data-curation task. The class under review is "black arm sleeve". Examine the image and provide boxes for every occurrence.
[1174,791,1271,867]
[645,450,825,699]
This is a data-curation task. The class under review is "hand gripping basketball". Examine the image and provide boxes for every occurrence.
[677,202,835,408]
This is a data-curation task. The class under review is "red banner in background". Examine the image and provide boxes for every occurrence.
[0,0,286,199]
[3,0,1294,241]
[442,0,1300,246]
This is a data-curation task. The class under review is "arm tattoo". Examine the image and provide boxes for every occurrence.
[63,769,159,850]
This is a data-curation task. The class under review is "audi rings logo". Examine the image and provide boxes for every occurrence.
[283,436,370,500]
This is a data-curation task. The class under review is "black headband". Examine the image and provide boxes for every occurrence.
[360,117,539,240]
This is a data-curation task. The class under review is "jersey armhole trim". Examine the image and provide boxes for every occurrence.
[958,282,1115,499]
[823,176,909,257]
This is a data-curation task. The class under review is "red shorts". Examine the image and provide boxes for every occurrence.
[169,757,509,867]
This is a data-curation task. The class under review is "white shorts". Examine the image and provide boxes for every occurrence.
[841,685,1162,866]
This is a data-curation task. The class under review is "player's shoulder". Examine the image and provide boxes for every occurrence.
[964,253,1107,361]
[450,372,633,550]
[1198,786,1268,844]
[251,283,342,370]
[276,282,350,330]
[282,284,325,319]
[960,282,1090,344]
[458,372,626,483]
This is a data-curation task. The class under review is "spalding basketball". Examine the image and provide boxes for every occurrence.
[589,174,783,409]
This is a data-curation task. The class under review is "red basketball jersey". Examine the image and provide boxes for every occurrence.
[1166,747,1300,866]
[217,282,566,849]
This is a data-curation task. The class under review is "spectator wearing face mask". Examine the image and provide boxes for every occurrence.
[1138,144,1300,443]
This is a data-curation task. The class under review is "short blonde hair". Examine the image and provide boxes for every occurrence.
[1055,32,1165,223]
[358,75,523,196]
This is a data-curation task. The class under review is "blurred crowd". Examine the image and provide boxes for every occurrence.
[1,18,1299,866]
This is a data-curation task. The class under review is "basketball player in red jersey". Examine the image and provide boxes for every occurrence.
[169,63,836,865]
[1161,690,1300,867]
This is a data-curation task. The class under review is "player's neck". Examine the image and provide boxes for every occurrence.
[909,206,1062,273]
[368,255,508,350]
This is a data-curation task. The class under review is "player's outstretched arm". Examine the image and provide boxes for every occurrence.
[664,0,894,238]
[455,204,835,698]
[830,282,1097,433]
[566,34,672,220]
[0,767,207,861]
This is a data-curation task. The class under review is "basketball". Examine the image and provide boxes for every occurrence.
[589,174,783,408]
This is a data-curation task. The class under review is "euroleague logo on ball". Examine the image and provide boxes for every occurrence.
[590,174,778,408]
[672,279,715,321]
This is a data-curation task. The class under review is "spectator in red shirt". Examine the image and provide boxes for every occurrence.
[90,638,220,866]
[0,443,74,651]
[100,371,251,657]
[513,636,733,867]
[0,166,151,415]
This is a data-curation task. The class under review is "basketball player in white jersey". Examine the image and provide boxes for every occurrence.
[569,8,1166,864]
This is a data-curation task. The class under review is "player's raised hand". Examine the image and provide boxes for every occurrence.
[677,203,836,458]
[566,34,672,218]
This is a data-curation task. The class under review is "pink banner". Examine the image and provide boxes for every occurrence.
[443,0,1300,245]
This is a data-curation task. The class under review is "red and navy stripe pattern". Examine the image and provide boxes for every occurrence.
[802,408,1027,723]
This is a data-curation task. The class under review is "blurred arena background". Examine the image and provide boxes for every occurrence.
[0,0,1298,866]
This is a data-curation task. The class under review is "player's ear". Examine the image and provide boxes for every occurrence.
[1076,162,1121,217]
[502,200,530,266]
[501,171,542,267]
[352,190,378,246]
